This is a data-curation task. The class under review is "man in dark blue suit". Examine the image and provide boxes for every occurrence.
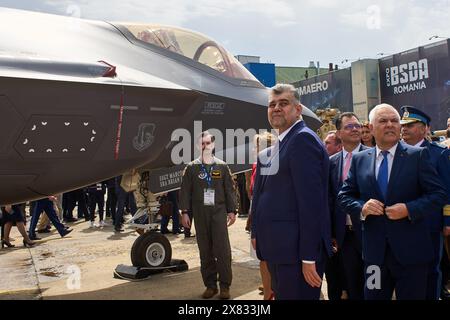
[251,84,332,300]
[29,197,72,240]
[328,112,368,300]
[400,105,450,300]
[338,103,447,300]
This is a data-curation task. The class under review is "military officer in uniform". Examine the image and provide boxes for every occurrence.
[400,106,450,300]
[179,131,237,300]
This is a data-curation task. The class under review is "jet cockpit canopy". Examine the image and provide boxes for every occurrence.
[120,23,259,82]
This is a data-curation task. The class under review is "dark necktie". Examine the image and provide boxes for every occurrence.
[377,150,389,199]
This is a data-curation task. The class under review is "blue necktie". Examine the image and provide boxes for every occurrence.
[377,150,389,199]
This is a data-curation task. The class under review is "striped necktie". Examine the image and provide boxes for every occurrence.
[342,152,352,182]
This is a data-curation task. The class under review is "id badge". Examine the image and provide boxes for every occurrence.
[204,188,215,206]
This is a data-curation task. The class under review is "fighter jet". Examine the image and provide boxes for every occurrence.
[0,7,321,205]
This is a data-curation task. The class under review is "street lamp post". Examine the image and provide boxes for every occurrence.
[429,35,447,40]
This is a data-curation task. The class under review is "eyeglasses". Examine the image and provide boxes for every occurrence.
[343,123,362,131]
[202,141,213,146]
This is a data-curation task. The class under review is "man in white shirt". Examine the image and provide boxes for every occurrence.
[251,83,332,299]
[328,112,368,300]
[337,103,447,300]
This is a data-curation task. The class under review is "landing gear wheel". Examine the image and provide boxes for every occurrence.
[131,232,172,268]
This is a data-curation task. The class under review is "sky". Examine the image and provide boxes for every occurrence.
[1,0,449,68]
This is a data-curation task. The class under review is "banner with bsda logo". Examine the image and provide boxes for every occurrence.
[292,68,353,112]
[379,39,450,129]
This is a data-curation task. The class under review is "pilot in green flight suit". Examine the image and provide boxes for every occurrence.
[179,131,237,300]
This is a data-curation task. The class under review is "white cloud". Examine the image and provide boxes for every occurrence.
[1,0,449,66]
[306,0,339,8]
[35,0,297,27]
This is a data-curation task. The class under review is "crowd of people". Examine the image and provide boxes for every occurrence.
[168,84,449,300]
[0,175,143,248]
[247,84,450,300]
[1,83,450,301]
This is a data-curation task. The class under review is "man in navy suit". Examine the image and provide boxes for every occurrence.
[251,84,332,300]
[328,112,368,300]
[29,197,72,240]
[338,103,447,300]
[324,129,346,300]
[400,106,450,300]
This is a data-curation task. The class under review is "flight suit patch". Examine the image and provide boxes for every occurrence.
[211,170,222,179]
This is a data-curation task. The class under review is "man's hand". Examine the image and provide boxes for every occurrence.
[362,199,385,218]
[4,205,12,213]
[182,214,191,229]
[251,238,256,250]
[302,262,322,288]
[227,213,236,227]
[331,238,339,253]
[49,195,57,202]
[385,203,409,220]
[443,226,450,237]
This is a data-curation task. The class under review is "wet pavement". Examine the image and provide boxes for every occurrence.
[0,214,267,300]
[0,214,330,300]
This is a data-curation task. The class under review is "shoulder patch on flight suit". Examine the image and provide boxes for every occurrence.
[211,170,222,179]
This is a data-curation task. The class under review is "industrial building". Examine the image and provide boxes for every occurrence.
[239,39,450,129]
[235,55,328,87]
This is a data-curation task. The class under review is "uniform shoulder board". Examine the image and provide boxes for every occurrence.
[430,142,446,150]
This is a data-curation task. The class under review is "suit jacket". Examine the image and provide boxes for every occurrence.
[329,145,369,251]
[420,140,450,231]
[251,121,332,264]
[337,142,447,265]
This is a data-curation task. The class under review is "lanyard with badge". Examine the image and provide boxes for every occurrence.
[201,163,215,206]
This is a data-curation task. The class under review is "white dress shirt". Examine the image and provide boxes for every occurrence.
[278,119,302,142]
[342,143,362,226]
[375,143,398,181]
[361,143,398,221]
[341,143,362,173]
[278,119,315,264]
[413,139,425,148]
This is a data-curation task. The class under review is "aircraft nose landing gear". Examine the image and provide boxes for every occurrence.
[114,179,188,280]
[131,231,172,268]
[114,231,188,280]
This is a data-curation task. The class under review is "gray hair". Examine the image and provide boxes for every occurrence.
[270,83,300,105]
[368,103,400,124]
